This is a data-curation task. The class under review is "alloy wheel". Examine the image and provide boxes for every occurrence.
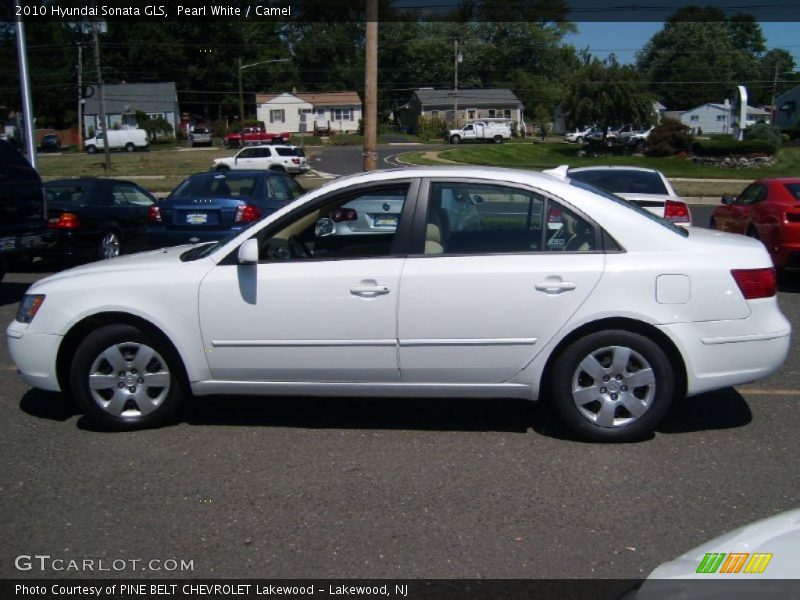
[100,232,121,259]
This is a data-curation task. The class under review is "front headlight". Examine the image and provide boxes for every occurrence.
[16,294,45,324]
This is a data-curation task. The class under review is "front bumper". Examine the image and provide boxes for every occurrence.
[7,321,62,392]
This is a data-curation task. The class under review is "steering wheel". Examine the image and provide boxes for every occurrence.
[287,235,312,258]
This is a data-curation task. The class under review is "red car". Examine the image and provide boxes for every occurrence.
[223,126,290,148]
[710,177,800,268]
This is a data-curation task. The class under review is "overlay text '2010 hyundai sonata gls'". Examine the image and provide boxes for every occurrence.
[7,167,791,442]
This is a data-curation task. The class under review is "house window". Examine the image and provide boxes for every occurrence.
[690,115,699,122]
[269,109,285,123]
[716,115,726,122]
[333,108,352,121]
[316,108,326,118]
[488,109,495,118]
[503,109,512,119]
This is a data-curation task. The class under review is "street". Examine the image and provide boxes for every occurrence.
[1,210,799,579]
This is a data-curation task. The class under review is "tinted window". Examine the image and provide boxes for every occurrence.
[569,169,669,195]
[253,147,272,158]
[237,148,255,158]
[171,173,259,199]
[266,176,292,203]
[737,184,765,206]
[276,147,304,157]
[45,185,89,206]
[425,182,595,255]
[785,183,800,201]
[121,185,155,206]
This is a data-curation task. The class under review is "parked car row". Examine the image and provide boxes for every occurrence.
[564,125,653,149]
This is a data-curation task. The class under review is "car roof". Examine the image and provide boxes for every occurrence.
[44,178,138,186]
[568,166,661,175]
[190,170,282,178]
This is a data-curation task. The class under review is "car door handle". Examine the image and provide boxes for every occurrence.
[350,282,391,297]
[535,278,576,294]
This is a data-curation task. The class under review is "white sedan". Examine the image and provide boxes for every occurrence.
[7,167,790,442]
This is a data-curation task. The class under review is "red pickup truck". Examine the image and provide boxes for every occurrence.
[224,126,290,148]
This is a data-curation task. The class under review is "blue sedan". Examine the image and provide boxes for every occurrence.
[147,170,304,248]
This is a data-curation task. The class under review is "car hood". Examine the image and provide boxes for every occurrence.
[29,244,201,290]
[643,508,800,581]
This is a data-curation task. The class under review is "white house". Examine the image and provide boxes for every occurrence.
[82,82,180,138]
[680,102,771,135]
[255,91,362,134]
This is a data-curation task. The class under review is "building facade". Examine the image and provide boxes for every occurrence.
[255,91,362,134]
[82,82,180,138]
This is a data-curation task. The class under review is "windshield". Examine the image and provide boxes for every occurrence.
[170,173,258,199]
[45,185,89,206]
[570,169,669,195]
[568,179,688,237]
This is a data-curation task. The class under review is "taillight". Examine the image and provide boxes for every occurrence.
[235,203,261,223]
[664,199,691,224]
[148,205,162,224]
[47,212,81,229]
[331,207,358,222]
[784,212,800,223]
[731,267,776,300]
[292,158,300,164]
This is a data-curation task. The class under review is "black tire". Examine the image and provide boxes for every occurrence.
[548,330,674,442]
[270,165,286,172]
[576,136,583,144]
[450,135,461,144]
[125,143,135,152]
[70,324,186,430]
[494,135,503,144]
[86,145,96,154]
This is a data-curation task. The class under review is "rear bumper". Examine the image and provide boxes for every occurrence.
[658,300,791,396]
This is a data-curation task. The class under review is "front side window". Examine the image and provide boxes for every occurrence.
[237,148,255,159]
[423,182,595,255]
[258,184,409,261]
[737,184,765,205]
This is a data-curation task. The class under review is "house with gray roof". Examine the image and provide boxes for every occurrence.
[398,88,524,132]
[82,82,180,138]
[775,84,800,130]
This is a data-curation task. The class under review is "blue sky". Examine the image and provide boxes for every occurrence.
[564,22,800,66]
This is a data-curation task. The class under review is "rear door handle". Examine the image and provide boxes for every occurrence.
[350,281,391,297]
[535,278,576,294]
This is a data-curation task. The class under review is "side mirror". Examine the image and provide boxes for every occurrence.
[238,238,259,264]
[721,196,735,205]
[315,217,335,238]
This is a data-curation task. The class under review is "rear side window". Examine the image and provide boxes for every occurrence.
[784,183,800,201]
[569,170,669,195]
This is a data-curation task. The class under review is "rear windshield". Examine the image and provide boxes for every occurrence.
[568,179,688,237]
[45,185,89,206]
[569,169,669,195]
[276,147,305,157]
[171,173,258,199]
[194,128,212,134]
[785,183,800,201]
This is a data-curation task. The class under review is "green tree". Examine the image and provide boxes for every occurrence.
[561,57,655,136]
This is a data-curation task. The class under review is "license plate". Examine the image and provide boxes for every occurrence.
[185,213,208,225]
[0,236,16,252]
[374,215,398,227]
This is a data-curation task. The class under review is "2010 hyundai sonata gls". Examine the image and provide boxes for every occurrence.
[7,167,791,442]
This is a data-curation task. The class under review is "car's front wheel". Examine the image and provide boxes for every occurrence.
[86,145,96,154]
[125,143,135,152]
[549,330,674,442]
[70,324,186,430]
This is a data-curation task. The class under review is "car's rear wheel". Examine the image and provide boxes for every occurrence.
[494,135,503,143]
[270,165,286,172]
[549,330,674,442]
[98,231,121,259]
[86,145,96,154]
[576,136,583,144]
[70,324,185,430]
[125,143,135,152]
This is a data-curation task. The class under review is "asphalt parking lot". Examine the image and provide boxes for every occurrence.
[2,213,799,580]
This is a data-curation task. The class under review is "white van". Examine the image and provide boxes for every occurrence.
[84,128,149,153]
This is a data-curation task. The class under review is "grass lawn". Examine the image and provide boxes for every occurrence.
[37,147,321,193]
[433,143,800,180]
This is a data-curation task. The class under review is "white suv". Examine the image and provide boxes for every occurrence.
[212,145,309,175]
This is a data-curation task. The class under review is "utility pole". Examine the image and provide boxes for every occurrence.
[14,5,38,171]
[453,40,462,128]
[91,18,111,171]
[238,57,244,122]
[77,43,83,149]
[362,0,378,171]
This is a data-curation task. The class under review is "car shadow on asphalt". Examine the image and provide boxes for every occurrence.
[0,282,30,307]
[778,271,800,294]
[19,389,78,422]
[657,387,752,434]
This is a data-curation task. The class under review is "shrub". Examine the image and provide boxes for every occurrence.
[744,123,782,147]
[646,118,693,156]
[692,139,778,157]
[781,133,790,144]
[418,116,447,141]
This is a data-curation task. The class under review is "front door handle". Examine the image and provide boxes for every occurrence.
[535,277,576,294]
[350,280,391,297]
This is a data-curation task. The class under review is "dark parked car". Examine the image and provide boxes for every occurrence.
[147,170,304,248]
[42,179,156,260]
[39,133,61,152]
[0,140,55,281]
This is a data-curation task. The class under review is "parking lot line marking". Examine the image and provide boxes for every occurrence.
[738,388,800,396]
